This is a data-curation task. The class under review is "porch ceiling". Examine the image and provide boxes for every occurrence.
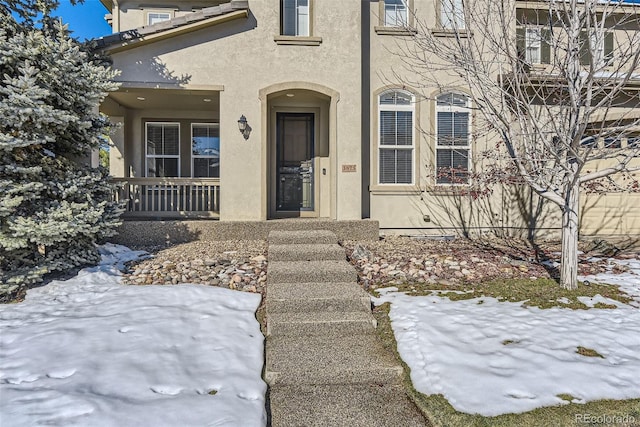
[107,88,220,111]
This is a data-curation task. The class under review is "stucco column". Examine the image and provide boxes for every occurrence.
[109,116,126,177]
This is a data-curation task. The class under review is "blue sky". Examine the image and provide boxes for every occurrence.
[54,0,112,40]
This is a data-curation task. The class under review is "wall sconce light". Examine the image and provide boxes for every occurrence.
[237,115,251,140]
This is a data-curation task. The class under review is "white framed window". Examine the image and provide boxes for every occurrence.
[147,12,171,26]
[436,93,471,185]
[590,30,605,65]
[441,0,464,30]
[384,0,408,27]
[146,122,180,177]
[281,0,309,36]
[191,123,220,178]
[525,28,542,64]
[378,90,415,185]
[517,26,550,65]
[581,29,614,66]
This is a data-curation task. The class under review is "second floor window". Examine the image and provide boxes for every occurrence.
[385,0,408,27]
[516,27,551,65]
[581,29,614,66]
[147,12,171,26]
[441,0,464,30]
[281,0,309,37]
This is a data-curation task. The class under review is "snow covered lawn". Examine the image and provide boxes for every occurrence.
[0,245,266,427]
[374,258,640,417]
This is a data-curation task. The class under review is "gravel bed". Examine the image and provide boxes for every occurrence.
[121,240,267,294]
[343,236,633,291]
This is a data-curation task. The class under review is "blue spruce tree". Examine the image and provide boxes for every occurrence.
[0,1,123,296]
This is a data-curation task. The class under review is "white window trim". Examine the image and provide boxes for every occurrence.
[378,90,416,186]
[440,0,465,30]
[384,0,409,27]
[191,123,220,178]
[525,27,542,65]
[435,94,472,186]
[146,11,172,26]
[590,28,606,66]
[145,122,180,178]
[281,0,310,37]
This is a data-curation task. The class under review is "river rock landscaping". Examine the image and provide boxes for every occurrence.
[343,236,635,291]
[120,240,267,294]
[114,236,637,300]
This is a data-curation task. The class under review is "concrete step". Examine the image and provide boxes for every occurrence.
[268,243,346,262]
[264,334,403,386]
[267,260,357,284]
[266,282,371,313]
[268,230,337,245]
[266,311,376,337]
[268,383,428,427]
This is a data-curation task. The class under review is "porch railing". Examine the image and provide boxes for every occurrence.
[111,178,220,219]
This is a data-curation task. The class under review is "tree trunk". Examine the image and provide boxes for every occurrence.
[560,184,580,290]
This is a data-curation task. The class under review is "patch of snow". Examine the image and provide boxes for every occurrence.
[556,297,570,304]
[374,257,640,416]
[580,258,640,307]
[0,245,266,427]
[540,260,560,269]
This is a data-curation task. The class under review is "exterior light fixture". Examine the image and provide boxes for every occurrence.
[237,115,250,140]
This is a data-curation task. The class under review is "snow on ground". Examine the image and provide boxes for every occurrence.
[0,244,266,427]
[580,258,640,307]
[374,258,640,417]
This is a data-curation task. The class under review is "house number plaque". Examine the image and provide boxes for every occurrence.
[342,164,357,173]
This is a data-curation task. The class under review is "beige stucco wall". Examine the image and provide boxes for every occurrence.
[109,0,363,221]
[366,0,639,236]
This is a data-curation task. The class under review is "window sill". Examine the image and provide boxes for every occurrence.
[374,26,417,36]
[370,184,421,195]
[431,29,472,38]
[274,35,322,46]
[425,185,472,196]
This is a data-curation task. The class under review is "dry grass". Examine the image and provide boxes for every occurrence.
[387,278,633,310]
[576,346,605,359]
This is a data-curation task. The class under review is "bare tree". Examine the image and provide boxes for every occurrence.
[396,0,640,289]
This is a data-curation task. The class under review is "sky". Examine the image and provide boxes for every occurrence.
[54,0,112,40]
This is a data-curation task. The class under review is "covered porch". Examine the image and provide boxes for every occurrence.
[102,83,222,219]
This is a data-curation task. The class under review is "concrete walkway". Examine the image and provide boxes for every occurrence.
[265,230,427,426]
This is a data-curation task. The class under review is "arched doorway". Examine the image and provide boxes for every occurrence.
[259,83,339,219]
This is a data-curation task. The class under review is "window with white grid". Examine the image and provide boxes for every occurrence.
[441,0,464,29]
[146,122,180,177]
[147,12,171,26]
[378,90,414,185]
[191,123,220,178]
[384,0,408,27]
[281,0,309,36]
[436,93,471,185]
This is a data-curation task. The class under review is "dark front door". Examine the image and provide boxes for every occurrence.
[276,113,314,212]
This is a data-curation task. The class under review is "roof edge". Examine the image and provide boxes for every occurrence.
[95,0,249,52]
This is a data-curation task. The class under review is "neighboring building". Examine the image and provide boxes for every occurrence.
[97,0,640,237]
